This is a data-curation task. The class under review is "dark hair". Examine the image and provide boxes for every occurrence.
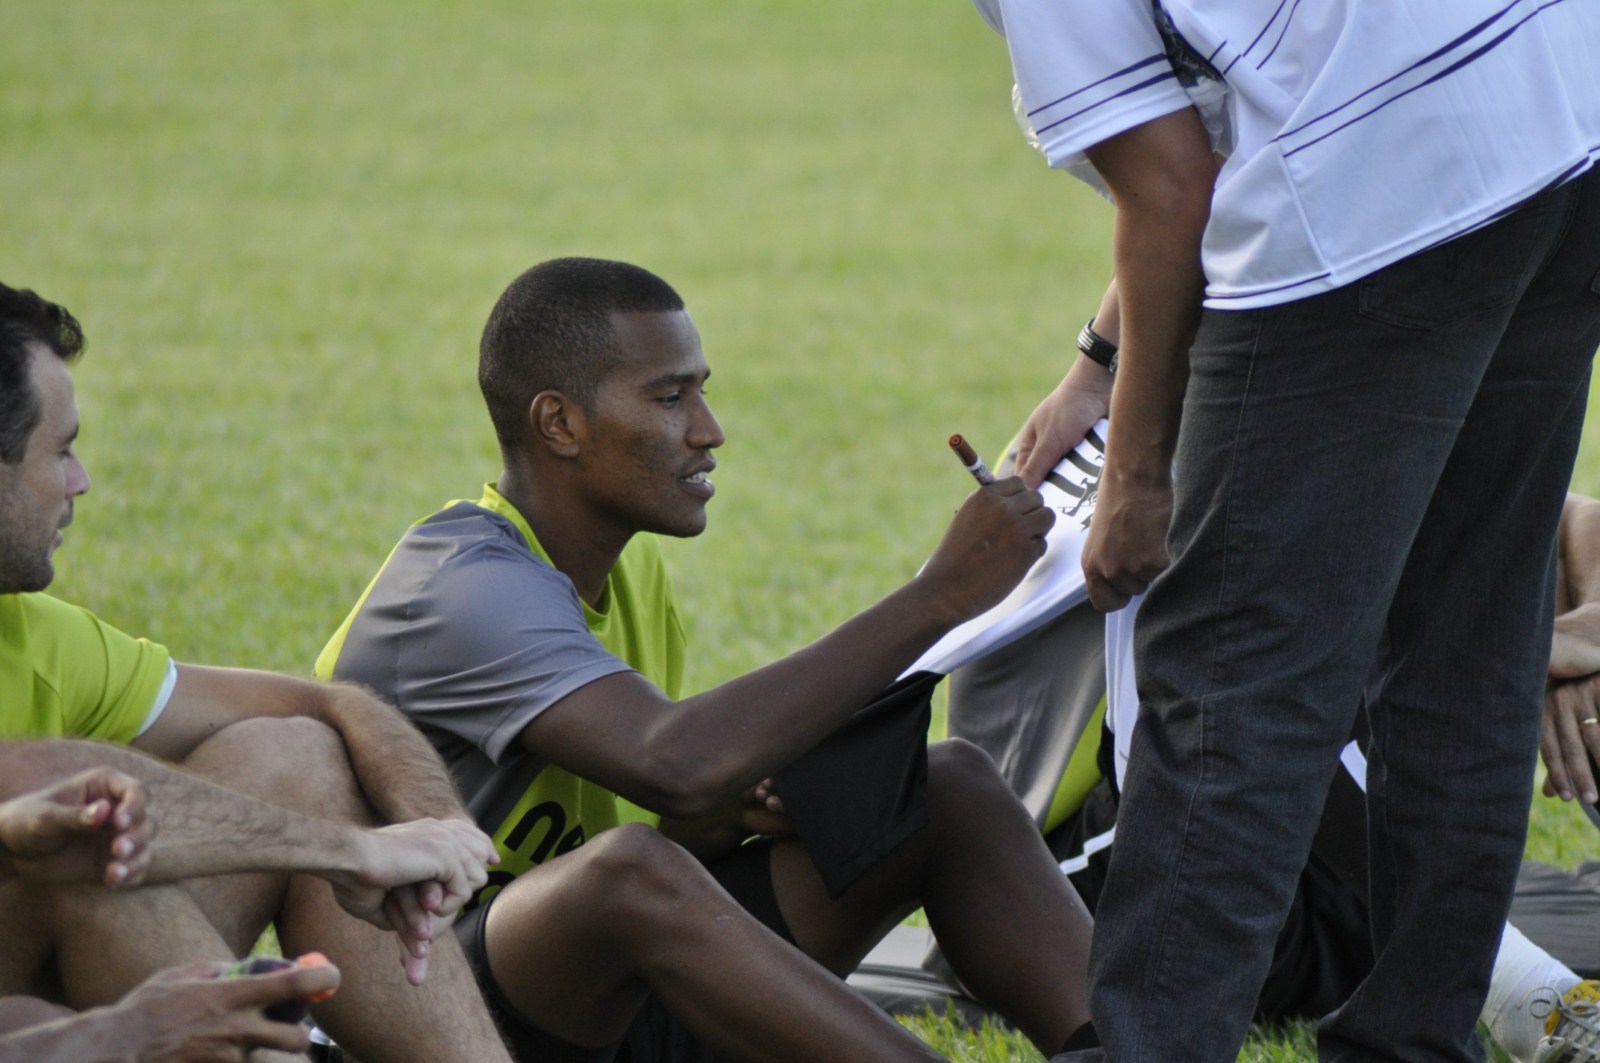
[0,283,84,465]
[478,258,685,449]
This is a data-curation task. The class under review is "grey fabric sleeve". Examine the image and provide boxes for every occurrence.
[338,524,634,765]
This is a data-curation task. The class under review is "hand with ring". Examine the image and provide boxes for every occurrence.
[1541,674,1600,804]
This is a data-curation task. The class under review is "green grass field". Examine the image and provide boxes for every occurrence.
[4,3,1597,1059]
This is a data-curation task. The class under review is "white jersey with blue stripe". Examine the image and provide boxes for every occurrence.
[973,0,1600,309]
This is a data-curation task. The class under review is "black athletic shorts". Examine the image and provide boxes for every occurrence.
[1050,773,1373,1023]
[454,836,791,1063]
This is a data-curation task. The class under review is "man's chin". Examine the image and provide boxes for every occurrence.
[647,511,709,540]
[663,522,708,540]
[0,565,53,595]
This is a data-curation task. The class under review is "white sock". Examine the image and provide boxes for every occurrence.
[1482,923,1581,1062]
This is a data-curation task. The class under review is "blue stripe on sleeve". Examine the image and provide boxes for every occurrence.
[1033,71,1181,137]
[1026,53,1169,119]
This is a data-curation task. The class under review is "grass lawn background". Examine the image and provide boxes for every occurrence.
[4,3,1596,1058]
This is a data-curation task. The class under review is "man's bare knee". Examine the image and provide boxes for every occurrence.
[925,738,1026,824]
[182,717,364,817]
[4,879,216,998]
[927,738,1005,793]
[565,823,716,928]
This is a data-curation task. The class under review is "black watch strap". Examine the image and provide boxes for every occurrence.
[1076,318,1119,374]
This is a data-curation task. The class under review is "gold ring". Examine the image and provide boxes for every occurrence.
[1583,718,1599,727]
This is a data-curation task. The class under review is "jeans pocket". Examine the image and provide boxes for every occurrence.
[1357,196,1558,331]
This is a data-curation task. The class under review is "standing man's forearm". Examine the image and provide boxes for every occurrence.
[1077,107,1214,610]
[1093,135,1209,481]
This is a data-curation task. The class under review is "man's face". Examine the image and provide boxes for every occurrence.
[0,348,90,593]
[576,309,724,539]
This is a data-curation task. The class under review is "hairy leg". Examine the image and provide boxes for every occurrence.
[484,822,941,1062]
[0,877,311,1063]
[175,717,511,1063]
[771,738,1094,1053]
[0,863,235,1010]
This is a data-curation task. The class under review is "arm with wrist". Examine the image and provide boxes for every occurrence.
[525,480,1055,820]
[135,666,470,827]
[1074,106,1213,610]
[0,739,368,884]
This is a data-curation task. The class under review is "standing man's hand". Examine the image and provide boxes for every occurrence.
[0,768,152,888]
[1082,464,1172,612]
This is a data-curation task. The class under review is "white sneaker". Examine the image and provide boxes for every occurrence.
[1531,980,1600,1063]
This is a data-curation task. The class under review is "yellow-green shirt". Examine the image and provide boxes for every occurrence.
[1,592,171,743]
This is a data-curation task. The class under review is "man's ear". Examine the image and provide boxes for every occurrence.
[529,390,586,458]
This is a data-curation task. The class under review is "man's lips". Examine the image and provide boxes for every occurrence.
[679,463,716,497]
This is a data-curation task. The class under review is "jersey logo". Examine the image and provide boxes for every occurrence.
[469,800,589,910]
[1043,424,1107,529]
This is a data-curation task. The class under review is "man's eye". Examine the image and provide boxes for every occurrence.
[658,393,682,406]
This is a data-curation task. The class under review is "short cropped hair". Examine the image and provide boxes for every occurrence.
[478,258,685,449]
[0,283,84,465]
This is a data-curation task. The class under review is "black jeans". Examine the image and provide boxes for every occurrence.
[1090,168,1600,1063]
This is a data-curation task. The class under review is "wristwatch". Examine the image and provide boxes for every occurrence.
[1076,318,1119,374]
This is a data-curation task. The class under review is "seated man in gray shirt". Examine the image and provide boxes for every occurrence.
[318,257,1100,1063]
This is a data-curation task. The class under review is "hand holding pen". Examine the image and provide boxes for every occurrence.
[949,434,995,486]
[918,433,1054,621]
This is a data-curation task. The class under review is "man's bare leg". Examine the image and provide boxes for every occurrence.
[176,717,512,1063]
[0,876,310,1062]
[771,739,1095,1054]
[483,822,943,1062]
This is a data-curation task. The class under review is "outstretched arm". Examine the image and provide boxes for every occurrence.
[527,477,1054,821]
[0,960,340,1063]
[1541,494,1600,803]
